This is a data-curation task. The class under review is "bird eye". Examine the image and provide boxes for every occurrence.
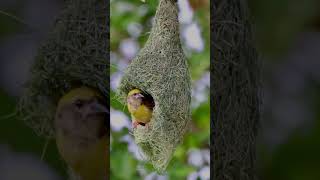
[74,99,83,108]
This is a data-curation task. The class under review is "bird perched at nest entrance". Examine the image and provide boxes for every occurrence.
[127,89,155,129]
[54,87,108,180]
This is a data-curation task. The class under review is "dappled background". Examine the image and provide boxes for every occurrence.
[0,0,64,179]
[249,0,320,179]
[110,0,210,179]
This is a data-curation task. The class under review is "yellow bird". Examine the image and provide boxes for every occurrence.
[54,87,108,180]
[127,89,154,128]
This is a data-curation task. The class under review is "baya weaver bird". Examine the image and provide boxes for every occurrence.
[54,87,108,180]
[127,89,155,128]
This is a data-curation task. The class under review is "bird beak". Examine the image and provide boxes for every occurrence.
[90,101,109,114]
[136,93,144,98]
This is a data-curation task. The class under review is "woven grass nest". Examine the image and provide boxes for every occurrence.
[118,0,191,172]
[17,0,108,138]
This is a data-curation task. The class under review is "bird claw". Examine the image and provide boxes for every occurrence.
[132,121,139,129]
[132,120,149,130]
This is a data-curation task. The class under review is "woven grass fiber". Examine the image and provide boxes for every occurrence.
[118,0,191,172]
[17,0,108,138]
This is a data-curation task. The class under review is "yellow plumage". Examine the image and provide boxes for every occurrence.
[127,89,154,126]
[56,133,108,180]
[127,88,142,97]
[55,87,108,180]
[129,103,152,123]
[58,87,103,105]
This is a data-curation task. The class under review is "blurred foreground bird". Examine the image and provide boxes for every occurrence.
[54,87,108,180]
[127,89,154,128]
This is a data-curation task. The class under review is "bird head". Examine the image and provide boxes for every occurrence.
[127,89,144,108]
[54,87,109,180]
[128,89,144,98]
[55,87,108,138]
[58,87,108,114]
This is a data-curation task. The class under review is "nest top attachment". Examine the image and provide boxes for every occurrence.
[118,0,191,172]
[18,0,108,138]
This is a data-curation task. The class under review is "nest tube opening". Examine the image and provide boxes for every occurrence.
[118,0,191,172]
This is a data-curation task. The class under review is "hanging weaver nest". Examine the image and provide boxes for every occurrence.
[118,0,191,172]
[17,0,108,138]
[212,0,260,179]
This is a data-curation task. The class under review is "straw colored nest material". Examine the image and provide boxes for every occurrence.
[17,0,108,138]
[118,0,191,172]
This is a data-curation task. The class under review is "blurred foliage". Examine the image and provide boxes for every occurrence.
[248,0,320,58]
[0,2,67,178]
[258,83,320,180]
[110,0,210,179]
[0,89,66,179]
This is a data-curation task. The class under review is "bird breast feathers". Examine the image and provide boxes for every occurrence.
[132,104,152,122]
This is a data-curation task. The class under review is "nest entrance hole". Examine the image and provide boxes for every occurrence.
[128,88,155,127]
